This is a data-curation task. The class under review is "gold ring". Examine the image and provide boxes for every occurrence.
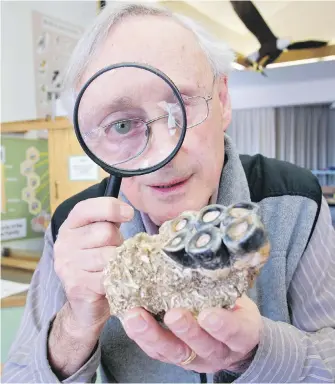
[180,349,197,366]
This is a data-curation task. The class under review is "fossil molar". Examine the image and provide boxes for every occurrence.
[103,202,270,320]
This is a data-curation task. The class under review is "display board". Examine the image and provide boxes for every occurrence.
[32,11,83,119]
[1,137,51,242]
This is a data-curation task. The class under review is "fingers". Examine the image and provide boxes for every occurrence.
[164,309,228,366]
[55,247,114,276]
[197,297,262,355]
[61,197,134,230]
[122,308,192,366]
[63,270,106,299]
[60,222,123,249]
[78,247,116,272]
[198,308,239,347]
[52,199,129,331]
[84,271,106,296]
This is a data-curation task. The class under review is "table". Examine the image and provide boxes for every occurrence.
[1,257,36,308]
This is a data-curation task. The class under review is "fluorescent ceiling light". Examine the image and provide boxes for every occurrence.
[267,55,335,68]
[232,62,245,70]
[231,55,335,71]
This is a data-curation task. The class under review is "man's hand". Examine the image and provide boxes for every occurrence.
[122,294,262,374]
[49,197,134,379]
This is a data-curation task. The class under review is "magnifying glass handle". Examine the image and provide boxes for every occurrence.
[104,175,122,197]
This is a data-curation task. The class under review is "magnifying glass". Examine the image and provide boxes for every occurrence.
[73,63,187,198]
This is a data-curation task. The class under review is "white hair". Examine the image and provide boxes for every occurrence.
[61,1,235,120]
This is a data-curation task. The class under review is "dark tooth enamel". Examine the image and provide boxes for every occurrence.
[223,202,260,224]
[230,202,259,211]
[162,230,195,268]
[195,204,227,230]
[185,226,231,270]
[222,215,267,255]
[239,226,267,253]
[163,202,266,270]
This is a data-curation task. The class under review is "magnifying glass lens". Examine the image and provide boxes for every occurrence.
[77,67,186,172]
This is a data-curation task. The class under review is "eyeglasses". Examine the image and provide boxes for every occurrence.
[82,79,215,165]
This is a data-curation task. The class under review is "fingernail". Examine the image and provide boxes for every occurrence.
[120,205,134,220]
[202,313,222,331]
[124,312,148,332]
[165,312,189,333]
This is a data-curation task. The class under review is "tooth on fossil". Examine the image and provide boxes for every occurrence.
[103,202,270,320]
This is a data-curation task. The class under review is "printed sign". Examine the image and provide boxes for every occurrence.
[1,218,27,241]
[1,137,51,242]
[32,11,83,118]
[68,155,99,181]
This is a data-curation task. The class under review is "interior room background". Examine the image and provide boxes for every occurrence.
[1,0,335,377]
[1,1,335,254]
[227,104,335,187]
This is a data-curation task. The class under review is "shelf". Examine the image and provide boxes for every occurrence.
[1,257,38,272]
[1,117,71,133]
[1,292,27,308]
[1,248,41,262]
[1,262,34,309]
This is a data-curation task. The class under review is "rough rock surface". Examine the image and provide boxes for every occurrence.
[103,203,270,320]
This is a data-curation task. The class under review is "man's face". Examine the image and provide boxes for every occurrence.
[80,15,231,225]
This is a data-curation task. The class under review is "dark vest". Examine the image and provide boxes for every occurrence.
[49,153,322,383]
[50,154,322,248]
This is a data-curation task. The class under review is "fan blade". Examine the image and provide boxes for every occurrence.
[230,1,277,45]
[287,40,328,50]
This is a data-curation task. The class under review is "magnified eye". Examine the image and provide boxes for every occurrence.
[113,120,132,135]
[104,118,146,138]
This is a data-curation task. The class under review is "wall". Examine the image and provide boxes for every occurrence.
[229,60,335,110]
[230,78,335,110]
[163,0,335,110]
[1,1,96,251]
[3,1,335,119]
[1,0,96,123]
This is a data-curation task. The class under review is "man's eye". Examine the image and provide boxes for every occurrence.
[113,120,132,134]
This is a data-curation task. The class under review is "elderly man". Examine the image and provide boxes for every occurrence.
[3,2,335,383]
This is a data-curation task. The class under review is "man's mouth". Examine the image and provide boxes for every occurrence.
[149,176,191,193]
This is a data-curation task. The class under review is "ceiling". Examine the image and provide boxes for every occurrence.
[228,60,335,87]
[183,1,335,57]
[160,1,335,91]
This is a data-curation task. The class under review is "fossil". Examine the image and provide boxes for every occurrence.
[103,202,270,321]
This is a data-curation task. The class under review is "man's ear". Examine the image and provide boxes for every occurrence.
[223,92,232,131]
[218,76,232,131]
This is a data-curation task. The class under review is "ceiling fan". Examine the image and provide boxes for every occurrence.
[230,1,328,75]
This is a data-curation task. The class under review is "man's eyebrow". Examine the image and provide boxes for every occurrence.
[79,96,136,131]
[102,96,135,112]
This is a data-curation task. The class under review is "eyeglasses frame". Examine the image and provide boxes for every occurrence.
[82,76,216,167]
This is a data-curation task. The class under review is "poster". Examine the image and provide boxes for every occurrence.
[32,11,83,119]
[68,155,99,181]
[1,137,51,242]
